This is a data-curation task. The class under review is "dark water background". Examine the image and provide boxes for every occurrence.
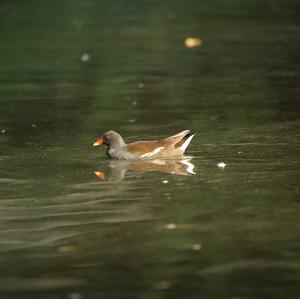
[0,0,300,298]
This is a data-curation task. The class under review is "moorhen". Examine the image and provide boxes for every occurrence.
[93,130,195,160]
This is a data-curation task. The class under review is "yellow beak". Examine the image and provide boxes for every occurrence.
[93,137,103,147]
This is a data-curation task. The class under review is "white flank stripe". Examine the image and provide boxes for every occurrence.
[140,146,164,158]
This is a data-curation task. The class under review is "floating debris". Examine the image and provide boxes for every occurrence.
[132,100,137,106]
[162,179,169,184]
[166,223,176,229]
[164,192,171,199]
[138,82,144,88]
[128,119,136,123]
[1,129,5,133]
[57,245,76,253]
[81,53,90,62]
[154,280,171,290]
[192,243,202,251]
[31,123,37,129]
[217,162,226,168]
[163,223,194,230]
[184,37,203,48]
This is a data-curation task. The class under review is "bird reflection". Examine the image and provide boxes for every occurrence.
[94,158,195,182]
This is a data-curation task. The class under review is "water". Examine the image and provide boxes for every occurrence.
[1,0,300,298]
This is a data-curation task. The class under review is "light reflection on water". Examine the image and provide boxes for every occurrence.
[94,157,196,182]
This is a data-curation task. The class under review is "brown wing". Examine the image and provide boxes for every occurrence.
[127,141,163,154]
[127,130,191,154]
